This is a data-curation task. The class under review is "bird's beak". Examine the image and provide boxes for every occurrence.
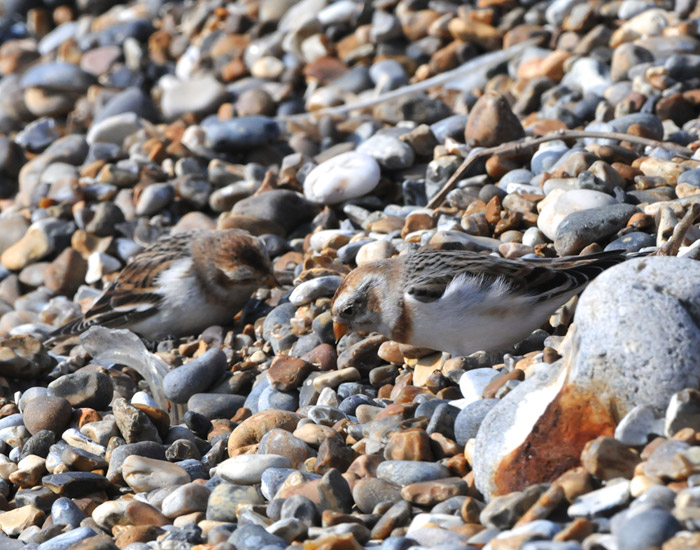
[333,321,348,341]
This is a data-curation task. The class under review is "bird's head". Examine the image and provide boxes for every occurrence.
[331,260,394,340]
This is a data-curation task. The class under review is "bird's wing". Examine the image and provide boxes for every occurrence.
[402,249,627,303]
[50,232,196,338]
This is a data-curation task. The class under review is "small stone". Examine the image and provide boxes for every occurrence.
[163,349,227,404]
[48,369,113,410]
[303,152,381,205]
[357,134,415,170]
[217,454,292,485]
[580,436,640,481]
[568,479,630,518]
[121,455,189,492]
[0,506,44,536]
[465,91,524,147]
[352,478,402,514]
[161,482,210,518]
[23,396,72,436]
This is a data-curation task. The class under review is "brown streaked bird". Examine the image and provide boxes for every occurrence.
[50,229,273,341]
[331,248,631,357]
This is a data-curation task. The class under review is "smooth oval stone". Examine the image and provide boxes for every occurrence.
[610,113,664,141]
[303,152,381,205]
[161,482,211,518]
[186,393,246,420]
[376,461,451,486]
[604,232,656,252]
[135,183,174,217]
[613,505,681,550]
[86,113,144,146]
[289,276,344,306]
[121,456,189,492]
[51,497,85,527]
[459,369,501,404]
[161,76,227,120]
[554,203,638,256]
[257,386,298,412]
[37,526,96,550]
[216,454,292,485]
[163,349,227,403]
[21,62,96,93]
[205,116,280,151]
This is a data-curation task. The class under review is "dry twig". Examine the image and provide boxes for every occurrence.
[426,129,694,209]
[657,202,700,257]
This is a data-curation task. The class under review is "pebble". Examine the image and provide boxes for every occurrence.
[303,152,381,204]
[162,349,227,404]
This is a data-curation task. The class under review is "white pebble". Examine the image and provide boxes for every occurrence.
[537,189,616,240]
[304,152,381,205]
[459,368,501,405]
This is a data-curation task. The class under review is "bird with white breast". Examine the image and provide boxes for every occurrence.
[331,247,630,357]
[50,228,273,342]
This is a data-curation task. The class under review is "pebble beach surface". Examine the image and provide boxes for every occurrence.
[2,0,700,549]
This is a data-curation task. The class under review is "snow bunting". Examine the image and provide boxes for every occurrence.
[331,248,629,357]
[51,229,273,341]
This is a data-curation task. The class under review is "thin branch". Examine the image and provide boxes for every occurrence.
[657,202,700,256]
[426,129,694,209]
[276,40,537,122]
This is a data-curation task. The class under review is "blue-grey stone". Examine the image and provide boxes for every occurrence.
[612,505,681,550]
[454,399,499,446]
[426,403,460,440]
[665,54,700,82]
[94,87,158,124]
[258,386,298,412]
[187,393,245,420]
[228,524,287,550]
[0,414,23,430]
[37,527,95,550]
[244,378,270,414]
[21,63,96,93]
[205,116,279,151]
[337,383,374,400]
[604,232,655,253]
[369,59,408,92]
[500,169,535,186]
[430,115,468,143]
[376,461,451,485]
[678,168,700,187]
[163,349,227,404]
[531,144,568,174]
[337,240,372,264]
[339,394,374,416]
[51,497,85,528]
[381,536,417,550]
[610,113,664,141]
[177,459,209,481]
[554,203,639,255]
[415,399,449,421]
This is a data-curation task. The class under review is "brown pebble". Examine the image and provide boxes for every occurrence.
[113,525,164,548]
[465,91,524,147]
[267,355,314,391]
[23,396,72,435]
[384,429,434,461]
[400,477,468,506]
[580,436,640,481]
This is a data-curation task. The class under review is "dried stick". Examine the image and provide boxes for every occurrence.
[277,40,537,122]
[657,202,700,256]
[426,129,694,209]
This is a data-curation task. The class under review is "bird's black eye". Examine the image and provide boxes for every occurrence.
[343,304,355,317]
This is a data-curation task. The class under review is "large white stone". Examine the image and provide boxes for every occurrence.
[303,152,381,205]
